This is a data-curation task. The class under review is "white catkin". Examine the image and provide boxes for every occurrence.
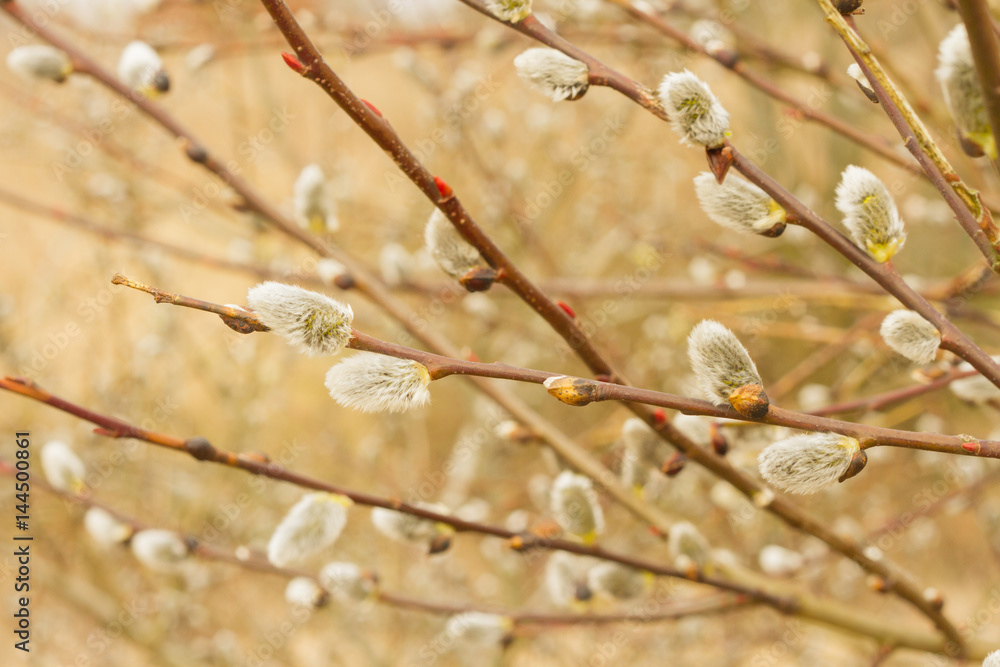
[293,164,339,232]
[657,70,730,148]
[247,282,354,356]
[587,562,646,599]
[834,165,906,262]
[880,310,940,365]
[950,358,1000,404]
[668,521,710,568]
[982,650,1000,667]
[936,24,995,158]
[693,172,785,235]
[284,577,326,608]
[444,612,511,646]
[425,209,485,280]
[41,441,86,493]
[687,320,763,406]
[846,63,877,103]
[370,502,449,545]
[758,544,804,576]
[6,45,72,82]
[550,470,604,541]
[131,529,189,570]
[319,562,373,602]
[513,48,589,101]
[325,352,431,413]
[118,41,163,92]
[758,433,860,495]
[84,507,132,546]
[267,493,351,567]
[486,0,532,22]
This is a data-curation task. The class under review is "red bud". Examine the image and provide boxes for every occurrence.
[962,440,980,453]
[434,176,453,199]
[361,99,383,117]
[557,300,576,319]
[281,52,305,75]
[653,408,666,424]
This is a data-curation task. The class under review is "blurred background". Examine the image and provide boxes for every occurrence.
[1,0,999,664]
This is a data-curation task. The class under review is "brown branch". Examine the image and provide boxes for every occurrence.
[0,395,986,655]
[5,460,754,628]
[956,0,1000,170]
[197,2,974,647]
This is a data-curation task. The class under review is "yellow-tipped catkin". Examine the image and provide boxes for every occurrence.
[325,353,431,413]
[758,433,863,495]
[657,70,731,148]
[834,166,906,263]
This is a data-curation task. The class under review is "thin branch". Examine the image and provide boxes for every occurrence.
[0,394,986,655]
[6,461,754,629]
[956,0,1000,171]
[109,276,1000,461]
[814,0,1000,268]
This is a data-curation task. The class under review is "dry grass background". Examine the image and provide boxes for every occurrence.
[0,0,999,665]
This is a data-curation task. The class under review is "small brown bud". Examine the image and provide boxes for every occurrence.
[661,452,687,477]
[835,0,864,14]
[706,145,734,183]
[710,424,729,456]
[923,588,944,610]
[728,383,770,419]
[837,447,868,483]
[428,534,452,555]
[543,375,599,406]
[459,266,498,293]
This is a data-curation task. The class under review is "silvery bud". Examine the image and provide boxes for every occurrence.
[657,70,731,148]
[246,282,354,356]
[513,48,589,101]
[834,165,906,263]
[325,352,432,413]
[758,432,866,495]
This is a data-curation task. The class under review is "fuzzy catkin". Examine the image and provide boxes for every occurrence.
[513,48,589,101]
[687,320,763,406]
[293,164,339,232]
[758,433,860,495]
[657,70,730,148]
[6,45,72,82]
[325,352,431,413]
[118,41,164,93]
[936,24,995,158]
[41,441,86,493]
[486,0,531,22]
[425,209,486,280]
[267,493,351,567]
[880,310,940,365]
[693,172,785,235]
[247,282,354,356]
[834,166,906,262]
[549,471,604,542]
[370,502,450,546]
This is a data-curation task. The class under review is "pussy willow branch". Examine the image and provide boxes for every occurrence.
[5,462,753,629]
[601,0,930,182]
[108,276,1000,461]
[814,0,1000,266]
[956,0,1000,171]
[0,0,683,537]
[0,384,802,612]
[839,16,1000,267]
[248,1,969,646]
[728,145,1000,396]
[0,389,983,655]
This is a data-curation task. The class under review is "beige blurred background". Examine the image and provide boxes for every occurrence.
[0,0,999,665]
